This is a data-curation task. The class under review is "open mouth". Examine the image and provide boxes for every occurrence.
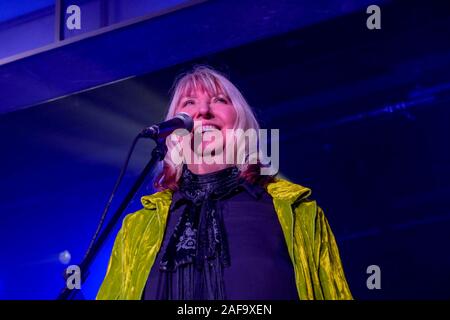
[198,124,221,133]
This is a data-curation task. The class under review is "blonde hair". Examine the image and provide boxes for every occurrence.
[154,65,271,190]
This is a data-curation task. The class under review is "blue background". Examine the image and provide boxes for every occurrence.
[0,0,449,299]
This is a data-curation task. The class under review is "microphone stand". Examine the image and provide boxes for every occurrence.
[57,138,167,300]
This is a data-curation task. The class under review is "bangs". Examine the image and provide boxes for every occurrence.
[176,71,228,102]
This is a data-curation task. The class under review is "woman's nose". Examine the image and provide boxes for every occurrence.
[197,101,212,118]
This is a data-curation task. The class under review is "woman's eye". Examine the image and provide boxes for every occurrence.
[182,100,194,107]
[214,97,228,104]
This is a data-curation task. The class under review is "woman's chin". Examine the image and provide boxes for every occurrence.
[189,142,226,163]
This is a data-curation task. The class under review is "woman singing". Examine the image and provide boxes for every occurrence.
[96,66,352,300]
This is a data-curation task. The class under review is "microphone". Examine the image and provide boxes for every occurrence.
[139,112,194,139]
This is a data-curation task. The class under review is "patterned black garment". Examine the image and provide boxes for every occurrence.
[158,165,240,299]
[142,165,298,300]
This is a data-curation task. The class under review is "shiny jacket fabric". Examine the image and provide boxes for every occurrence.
[96,178,353,300]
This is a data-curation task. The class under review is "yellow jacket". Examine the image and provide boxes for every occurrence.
[96,178,353,300]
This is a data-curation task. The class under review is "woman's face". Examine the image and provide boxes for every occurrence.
[175,87,237,158]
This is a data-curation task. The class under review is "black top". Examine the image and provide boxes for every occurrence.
[142,165,298,300]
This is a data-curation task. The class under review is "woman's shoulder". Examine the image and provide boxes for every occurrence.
[140,189,173,209]
[120,189,174,228]
[265,177,312,204]
[266,178,324,230]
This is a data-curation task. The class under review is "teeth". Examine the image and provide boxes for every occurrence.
[201,125,219,132]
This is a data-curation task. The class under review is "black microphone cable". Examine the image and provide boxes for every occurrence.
[83,134,141,264]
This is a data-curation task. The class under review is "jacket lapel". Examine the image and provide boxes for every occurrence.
[266,178,312,265]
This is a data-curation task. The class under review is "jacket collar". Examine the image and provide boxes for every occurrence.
[141,189,173,210]
[265,178,311,204]
[139,177,311,274]
[140,177,311,210]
